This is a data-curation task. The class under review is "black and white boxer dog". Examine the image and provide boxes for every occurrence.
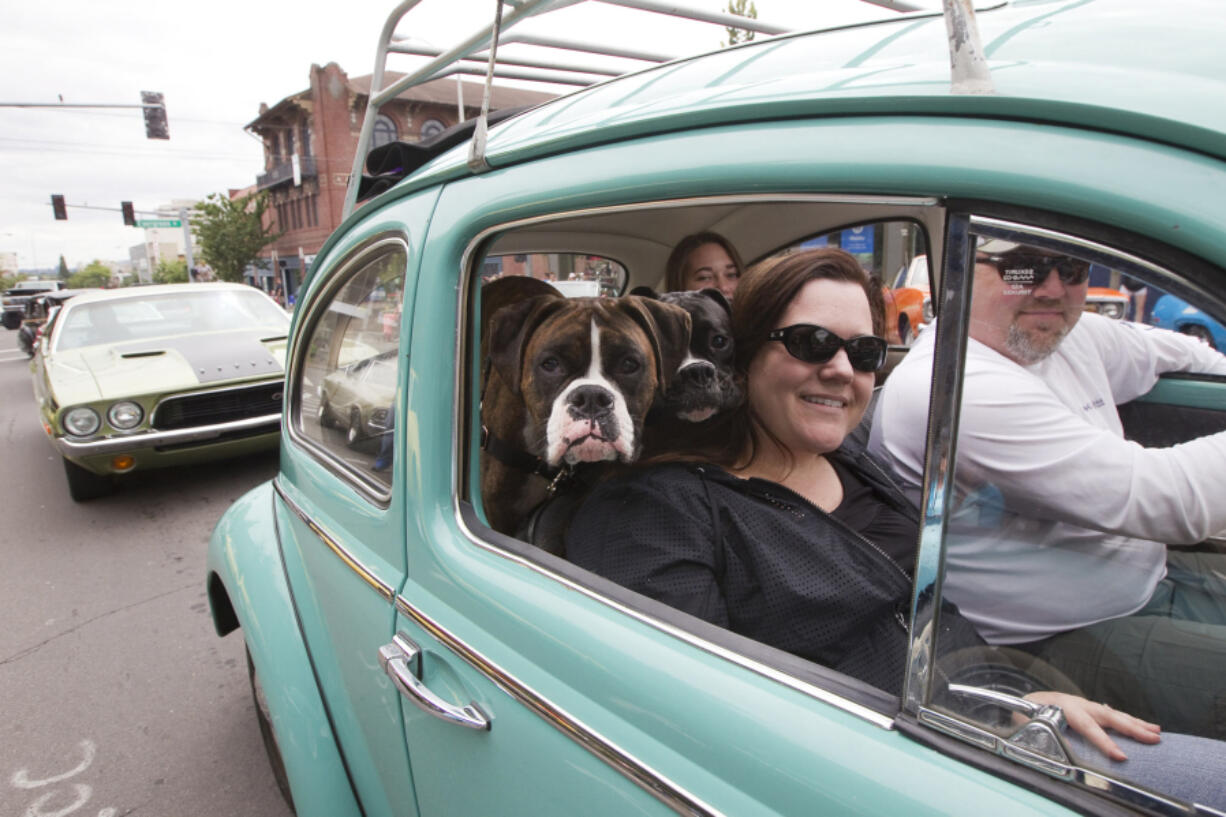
[480,278,691,537]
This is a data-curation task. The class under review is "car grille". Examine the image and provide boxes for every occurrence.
[152,381,284,430]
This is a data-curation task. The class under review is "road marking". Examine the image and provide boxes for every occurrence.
[9,739,116,817]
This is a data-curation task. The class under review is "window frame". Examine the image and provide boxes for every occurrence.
[453,193,946,723]
[285,233,409,507]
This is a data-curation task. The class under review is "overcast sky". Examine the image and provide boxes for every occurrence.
[1,0,919,270]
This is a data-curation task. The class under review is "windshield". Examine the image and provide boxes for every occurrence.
[55,289,289,350]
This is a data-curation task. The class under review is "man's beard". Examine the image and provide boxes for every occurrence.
[1005,320,1068,364]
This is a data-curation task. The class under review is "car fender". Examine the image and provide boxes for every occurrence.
[207,480,362,817]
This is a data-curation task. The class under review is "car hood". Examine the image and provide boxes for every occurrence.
[46,329,288,405]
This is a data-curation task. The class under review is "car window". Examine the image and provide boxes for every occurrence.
[482,252,626,297]
[870,212,1226,798]
[55,290,289,350]
[293,242,406,494]
[775,219,932,346]
[465,198,946,714]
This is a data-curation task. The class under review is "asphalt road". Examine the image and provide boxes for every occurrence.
[0,344,293,817]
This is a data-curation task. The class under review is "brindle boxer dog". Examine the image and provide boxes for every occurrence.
[480,278,690,537]
[631,287,742,458]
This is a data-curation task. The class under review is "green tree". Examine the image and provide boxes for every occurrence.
[1,272,24,292]
[192,191,281,283]
[68,260,112,289]
[58,254,71,282]
[154,258,189,284]
[722,0,758,47]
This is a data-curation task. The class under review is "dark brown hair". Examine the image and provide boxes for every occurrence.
[664,231,747,293]
[649,247,885,469]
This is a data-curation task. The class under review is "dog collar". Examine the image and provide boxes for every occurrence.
[480,425,577,495]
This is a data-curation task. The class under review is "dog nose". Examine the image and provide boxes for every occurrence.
[568,385,614,417]
[680,362,716,387]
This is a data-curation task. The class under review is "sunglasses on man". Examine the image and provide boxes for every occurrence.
[768,324,889,372]
[977,252,1091,287]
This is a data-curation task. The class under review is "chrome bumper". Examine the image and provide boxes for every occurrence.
[54,413,281,457]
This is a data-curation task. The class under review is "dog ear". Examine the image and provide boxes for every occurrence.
[696,287,731,316]
[628,285,658,299]
[487,294,566,396]
[624,296,691,396]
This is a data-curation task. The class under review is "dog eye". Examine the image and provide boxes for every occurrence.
[617,356,641,375]
[539,356,563,374]
[710,334,729,350]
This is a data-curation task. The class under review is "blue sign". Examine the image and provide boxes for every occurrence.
[798,234,829,249]
[840,226,875,255]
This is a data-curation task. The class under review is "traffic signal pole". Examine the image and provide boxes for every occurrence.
[47,199,197,283]
[1,92,169,139]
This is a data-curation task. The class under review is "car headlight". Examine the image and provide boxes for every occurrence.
[922,296,934,324]
[108,401,144,430]
[1099,303,1125,319]
[62,407,101,437]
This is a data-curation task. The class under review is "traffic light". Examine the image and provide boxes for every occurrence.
[122,201,136,226]
[141,91,169,140]
[51,194,67,220]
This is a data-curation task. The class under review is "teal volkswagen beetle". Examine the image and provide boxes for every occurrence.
[207,1,1226,814]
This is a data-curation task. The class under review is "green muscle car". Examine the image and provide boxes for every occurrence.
[34,282,290,500]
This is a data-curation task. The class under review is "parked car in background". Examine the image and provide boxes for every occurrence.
[318,349,397,449]
[206,2,1226,815]
[34,282,290,501]
[3,279,65,329]
[1151,292,1226,349]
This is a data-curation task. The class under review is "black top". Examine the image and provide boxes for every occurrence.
[565,444,927,693]
[829,456,918,576]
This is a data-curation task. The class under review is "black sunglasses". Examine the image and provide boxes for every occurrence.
[977,253,1090,287]
[767,324,888,372]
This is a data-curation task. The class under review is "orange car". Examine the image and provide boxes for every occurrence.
[882,285,929,345]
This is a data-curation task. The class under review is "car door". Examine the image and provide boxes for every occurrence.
[276,190,438,817]
[380,127,1078,815]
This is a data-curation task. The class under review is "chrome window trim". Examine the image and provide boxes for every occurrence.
[393,592,725,817]
[284,233,409,508]
[272,477,394,603]
[917,707,1204,816]
[447,194,940,731]
[902,211,976,715]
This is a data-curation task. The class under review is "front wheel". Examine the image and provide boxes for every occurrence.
[346,409,363,447]
[62,458,115,502]
[896,313,912,346]
[246,647,295,812]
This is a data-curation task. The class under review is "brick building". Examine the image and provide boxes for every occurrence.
[245,62,556,295]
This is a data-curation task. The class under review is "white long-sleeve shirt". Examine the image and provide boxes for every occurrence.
[870,312,1226,644]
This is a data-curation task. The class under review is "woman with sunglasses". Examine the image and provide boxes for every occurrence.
[566,248,1226,804]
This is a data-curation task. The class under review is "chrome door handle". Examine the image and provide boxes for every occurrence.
[378,632,490,731]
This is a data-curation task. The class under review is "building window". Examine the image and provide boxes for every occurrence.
[300,119,312,157]
[285,126,295,159]
[373,115,398,148]
[420,118,446,140]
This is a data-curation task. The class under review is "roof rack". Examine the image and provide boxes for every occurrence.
[343,0,987,219]
[343,0,807,218]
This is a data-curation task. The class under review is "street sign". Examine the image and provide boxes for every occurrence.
[136,218,182,228]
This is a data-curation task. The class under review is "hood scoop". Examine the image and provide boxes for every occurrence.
[121,350,167,359]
